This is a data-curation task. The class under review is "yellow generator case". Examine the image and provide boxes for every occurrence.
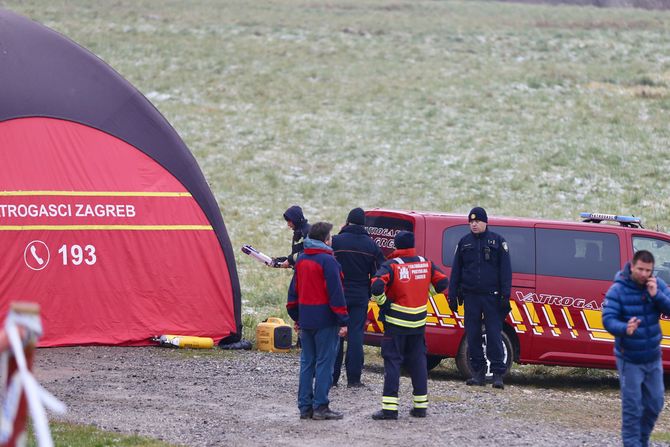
[256,317,292,353]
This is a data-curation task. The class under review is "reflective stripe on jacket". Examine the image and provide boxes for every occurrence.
[371,248,449,333]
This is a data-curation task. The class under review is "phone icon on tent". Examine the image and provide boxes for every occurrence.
[24,240,50,271]
[30,245,44,265]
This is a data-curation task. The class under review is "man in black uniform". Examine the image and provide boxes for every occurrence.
[332,207,386,388]
[448,207,511,389]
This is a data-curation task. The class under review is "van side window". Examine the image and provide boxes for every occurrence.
[536,229,620,280]
[442,225,535,274]
[442,225,470,267]
[495,227,535,274]
[633,236,670,284]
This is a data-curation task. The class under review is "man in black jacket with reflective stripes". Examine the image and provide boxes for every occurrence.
[370,231,449,420]
[332,207,386,388]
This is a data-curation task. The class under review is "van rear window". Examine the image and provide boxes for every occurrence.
[365,215,414,258]
[536,229,620,281]
[442,225,535,274]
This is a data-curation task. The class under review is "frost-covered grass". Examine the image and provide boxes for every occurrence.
[5,0,670,329]
[28,421,176,447]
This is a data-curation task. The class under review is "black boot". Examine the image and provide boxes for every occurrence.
[466,370,486,386]
[409,408,427,418]
[372,410,398,420]
[492,373,504,389]
[313,405,343,420]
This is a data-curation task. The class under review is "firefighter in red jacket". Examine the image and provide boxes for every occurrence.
[370,231,449,420]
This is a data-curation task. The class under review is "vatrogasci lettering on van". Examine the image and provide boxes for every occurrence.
[366,226,403,249]
[516,291,602,311]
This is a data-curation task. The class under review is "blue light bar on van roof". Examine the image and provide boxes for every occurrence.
[580,212,641,225]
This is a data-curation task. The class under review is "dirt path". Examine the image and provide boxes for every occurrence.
[32,346,667,446]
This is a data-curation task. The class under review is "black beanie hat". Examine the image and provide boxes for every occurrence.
[346,207,365,225]
[468,207,488,223]
[394,231,415,249]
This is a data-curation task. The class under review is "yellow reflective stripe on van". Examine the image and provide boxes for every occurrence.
[389,303,427,314]
[384,316,427,328]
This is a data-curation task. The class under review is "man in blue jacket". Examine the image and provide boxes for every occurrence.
[287,222,349,420]
[603,250,670,447]
[332,207,386,388]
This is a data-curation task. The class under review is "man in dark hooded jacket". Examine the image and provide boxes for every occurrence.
[331,207,386,387]
[274,205,311,269]
[603,250,670,447]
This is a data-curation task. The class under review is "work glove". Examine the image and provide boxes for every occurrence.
[271,256,288,268]
[372,293,387,306]
[500,296,512,317]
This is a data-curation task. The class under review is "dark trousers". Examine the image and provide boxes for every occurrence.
[380,332,427,412]
[298,326,340,411]
[333,303,367,385]
[616,357,664,447]
[464,293,505,375]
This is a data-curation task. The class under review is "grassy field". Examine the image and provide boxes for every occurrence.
[3,2,670,445]
[27,422,177,447]
[3,0,670,330]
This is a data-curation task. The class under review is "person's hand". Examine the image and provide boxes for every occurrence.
[294,322,300,333]
[448,297,459,314]
[626,317,640,336]
[500,296,512,316]
[647,275,658,298]
[270,257,288,268]
[338,326,348,338]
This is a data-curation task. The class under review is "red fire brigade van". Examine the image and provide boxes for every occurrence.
[363,209,670,377]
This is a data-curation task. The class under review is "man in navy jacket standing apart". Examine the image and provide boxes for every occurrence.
[448,207,512,389]
[332,207,386,388]
[603,250,670,447]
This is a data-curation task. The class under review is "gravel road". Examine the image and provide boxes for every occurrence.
[32,346,670,446]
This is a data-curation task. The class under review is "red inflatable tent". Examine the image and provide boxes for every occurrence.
[0,9,242,346]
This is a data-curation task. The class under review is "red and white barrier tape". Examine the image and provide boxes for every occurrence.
[0,310,66,447]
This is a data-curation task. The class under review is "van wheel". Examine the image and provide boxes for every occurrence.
[455,329,514,379]
[426,355,443,371]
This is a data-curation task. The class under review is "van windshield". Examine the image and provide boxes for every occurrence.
[633,236,670,284]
